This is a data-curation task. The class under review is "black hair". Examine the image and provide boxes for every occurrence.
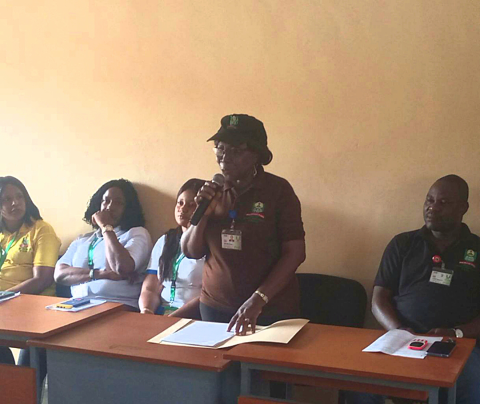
[84,179,145,230]
[159,178,205,281]
[0,176,42,230]
[437,174,469,202]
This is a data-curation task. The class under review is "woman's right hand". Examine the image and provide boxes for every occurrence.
[195,181,222,218]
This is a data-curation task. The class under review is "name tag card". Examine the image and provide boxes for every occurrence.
[221,229,242,250]
[429,267,453,286]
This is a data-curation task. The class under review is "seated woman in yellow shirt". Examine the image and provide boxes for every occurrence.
[0,176,61,365]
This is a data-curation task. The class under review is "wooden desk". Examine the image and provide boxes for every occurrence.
[30,311,239,404]
[225,324,476,404]
[0,294,124,402]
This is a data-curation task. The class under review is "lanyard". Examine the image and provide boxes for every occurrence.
[229,209,237,229]
[0,233,18,270]
[169,250,186,304]
[88,235,102,270]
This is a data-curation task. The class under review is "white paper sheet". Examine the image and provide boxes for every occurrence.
[45,299,107,312]
[363,329,443,359]
[148,318,309,349]
[161,321,235,347]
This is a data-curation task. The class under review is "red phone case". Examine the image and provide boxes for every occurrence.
[408,338,428,350]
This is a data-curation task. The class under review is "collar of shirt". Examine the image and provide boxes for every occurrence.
[1,222,31,240]
[417,223,473,243]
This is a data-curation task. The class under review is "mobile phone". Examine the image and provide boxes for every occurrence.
[0,291,16,300]
[426,339,456,357]
[56,297,91,309]
[408,338,428,350]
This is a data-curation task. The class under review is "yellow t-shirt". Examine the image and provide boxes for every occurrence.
[0,220,61,295]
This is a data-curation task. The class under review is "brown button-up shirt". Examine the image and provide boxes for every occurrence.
[200,169,305,316]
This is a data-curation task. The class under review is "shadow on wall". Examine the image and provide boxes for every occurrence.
[134,183,176,243]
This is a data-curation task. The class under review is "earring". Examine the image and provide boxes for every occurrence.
[253,165,258,177]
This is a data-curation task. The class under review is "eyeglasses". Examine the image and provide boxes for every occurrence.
[212,146,250,159]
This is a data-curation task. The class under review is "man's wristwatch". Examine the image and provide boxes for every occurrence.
[89,268,98,281]
[102,224,114,234]
[453,328,464,338]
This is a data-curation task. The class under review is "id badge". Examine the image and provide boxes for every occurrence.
[429,267,453,286]
[221,229,242,250]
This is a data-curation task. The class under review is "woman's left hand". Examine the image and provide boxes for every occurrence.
[227,294,266,335]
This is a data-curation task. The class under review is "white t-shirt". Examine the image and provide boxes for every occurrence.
[58,226,152,309]
[147,234,204,309]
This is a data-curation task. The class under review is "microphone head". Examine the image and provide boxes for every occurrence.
[212,173,225,187]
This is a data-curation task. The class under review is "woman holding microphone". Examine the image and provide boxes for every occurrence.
[181,114,306,334]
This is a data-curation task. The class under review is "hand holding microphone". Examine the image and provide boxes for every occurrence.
[190,174,225,225]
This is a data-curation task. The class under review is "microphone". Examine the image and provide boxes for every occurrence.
[190,173,225,226]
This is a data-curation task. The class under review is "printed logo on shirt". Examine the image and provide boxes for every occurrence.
[246,201,265,220]
[464,249,477,263]
[252,201,265,213]
[18,237,30,252]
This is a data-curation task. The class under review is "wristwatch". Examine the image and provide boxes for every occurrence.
[454,328,464,338]
[89,268,98,281]
[102,224,114,234]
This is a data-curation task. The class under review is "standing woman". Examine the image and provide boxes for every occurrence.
[139,178,205,318]
[55,179,152,310]
[0,176,61,364]
[181,114,306,334]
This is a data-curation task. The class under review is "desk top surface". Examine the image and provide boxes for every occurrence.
[225,323,476,388]
[30,311,232,372]
[0,294,124,339]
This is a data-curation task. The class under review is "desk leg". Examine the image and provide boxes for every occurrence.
[446,383,457,404]
[428,387,439,404]
[241,363,252,395]
[29,346,42,404]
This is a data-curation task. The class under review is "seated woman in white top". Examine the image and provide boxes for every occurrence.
[55,179,152,310]
[139,178,204,318]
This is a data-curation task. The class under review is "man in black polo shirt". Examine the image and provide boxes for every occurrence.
[347,175,480,404]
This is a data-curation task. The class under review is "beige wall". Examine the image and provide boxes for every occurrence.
[2,1,480,312]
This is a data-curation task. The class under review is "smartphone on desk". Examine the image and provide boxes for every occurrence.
[0,291,16,300]
[426,339,456,358]
[55,297,91,309]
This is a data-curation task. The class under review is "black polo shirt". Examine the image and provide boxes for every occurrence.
[375,224,480,333]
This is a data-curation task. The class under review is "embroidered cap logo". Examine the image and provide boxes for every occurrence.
[228,115,239,128]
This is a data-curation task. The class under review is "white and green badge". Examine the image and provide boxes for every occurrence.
[429,267,453,287]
